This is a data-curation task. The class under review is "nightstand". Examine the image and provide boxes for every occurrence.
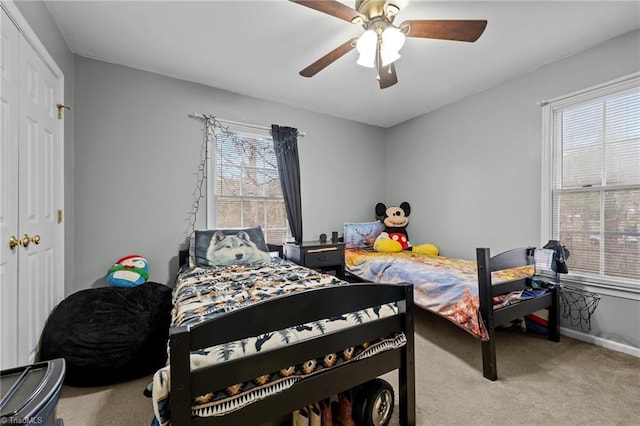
[283,241,345,278]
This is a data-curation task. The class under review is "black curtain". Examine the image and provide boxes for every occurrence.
[272,125,303,243]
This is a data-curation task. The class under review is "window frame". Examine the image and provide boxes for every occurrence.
[206,119,289,244]
[541,72,640,297]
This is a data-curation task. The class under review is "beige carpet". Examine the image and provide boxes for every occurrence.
[55,309,640,425]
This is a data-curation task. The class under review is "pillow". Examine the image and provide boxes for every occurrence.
[188,233,196,267]
[343,221,385,249]
[194,227,271,267]
[189,227,270,266]
[107,254,149,287]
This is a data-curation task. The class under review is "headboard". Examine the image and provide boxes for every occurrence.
[178,249,188,267]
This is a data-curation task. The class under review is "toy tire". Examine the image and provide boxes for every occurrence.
[353,378,394,426]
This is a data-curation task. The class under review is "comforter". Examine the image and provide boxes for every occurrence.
[345,248,535,340]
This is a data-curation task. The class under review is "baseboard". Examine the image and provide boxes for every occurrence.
[560,327,640,358]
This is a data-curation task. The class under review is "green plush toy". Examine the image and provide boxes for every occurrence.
[107,254,149,287]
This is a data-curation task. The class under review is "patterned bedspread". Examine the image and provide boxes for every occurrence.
[152,259,405,424]
[345,248,535,340]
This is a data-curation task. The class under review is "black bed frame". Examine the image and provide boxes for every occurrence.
[344,246,560,381]
[476,247,560,380]
[170,251,416,425]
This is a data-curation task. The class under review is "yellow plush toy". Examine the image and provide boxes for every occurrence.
[412,243,439,256]
[374,232,403,253]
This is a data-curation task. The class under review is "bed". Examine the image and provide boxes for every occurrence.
[150,227,416,426]
[343,221,559,381]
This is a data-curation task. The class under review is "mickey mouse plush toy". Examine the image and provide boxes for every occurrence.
[376,202,412,250]
[375,202,439,255]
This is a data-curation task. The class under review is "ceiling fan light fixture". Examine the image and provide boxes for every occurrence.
[289,0,486,89]
[384,0,410,16]
[380,47,401,67]
[380,26,405,65]
[356,29,377,68]
[357,51,376,68]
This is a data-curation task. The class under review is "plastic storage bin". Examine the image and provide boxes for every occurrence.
[0,358,65,426]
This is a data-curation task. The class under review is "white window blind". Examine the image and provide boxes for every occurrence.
[209,123,289,244]
[545,75,640,285]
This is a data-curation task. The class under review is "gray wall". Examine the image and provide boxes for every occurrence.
[72,56,386,292]
[385,29,640,350]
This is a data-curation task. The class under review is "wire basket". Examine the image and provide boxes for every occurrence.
[559,285,601,332]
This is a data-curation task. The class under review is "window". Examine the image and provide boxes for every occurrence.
[542,73,640,289]
[207,121,289,244]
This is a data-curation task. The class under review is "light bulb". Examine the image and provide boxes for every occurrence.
[384,0,410,16]
[382,27,405,52]
[380,48,401,66]
[356,30,377,68]
[381,27,406,66]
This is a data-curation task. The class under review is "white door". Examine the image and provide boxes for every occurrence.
[17,34,63,365]
[0,6,21,370]
[0,5,65,370]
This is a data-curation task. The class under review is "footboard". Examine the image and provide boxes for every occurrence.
[477,247,560,380]
[169,282,416,425]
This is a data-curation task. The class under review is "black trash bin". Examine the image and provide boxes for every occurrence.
[0,358,65,426]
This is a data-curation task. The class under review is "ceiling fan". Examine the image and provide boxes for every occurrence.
[290,0,487,89]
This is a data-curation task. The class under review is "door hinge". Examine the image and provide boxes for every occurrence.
[57,104,71,119]
[57,210,63,224]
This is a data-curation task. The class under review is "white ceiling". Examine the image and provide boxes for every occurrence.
[45,1,640,128]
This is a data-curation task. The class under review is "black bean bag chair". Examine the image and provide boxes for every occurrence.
[39,282,173,387]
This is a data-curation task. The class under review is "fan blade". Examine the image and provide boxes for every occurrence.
[378,63,398,89]
[299,38,357,78]
[400,20,487,42]
[290,0,363,23]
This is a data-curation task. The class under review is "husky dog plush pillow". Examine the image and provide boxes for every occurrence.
[194,227,271,267]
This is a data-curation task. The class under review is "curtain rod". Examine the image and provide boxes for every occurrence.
[190,113,306,137]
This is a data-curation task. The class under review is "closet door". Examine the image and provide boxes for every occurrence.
[0,5,64,370]
[0,7,21,370]
[18,34,62,365]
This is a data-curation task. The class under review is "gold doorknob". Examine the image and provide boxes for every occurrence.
[31,235,41,245]
[8,235,19,249]
[19,234,30,247]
